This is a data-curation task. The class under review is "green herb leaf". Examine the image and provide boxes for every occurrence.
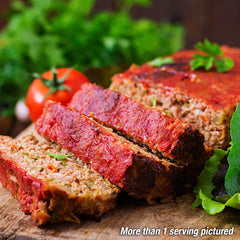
[225,103,240,196]
[214,58,234,73]
[152,95,156,108]
[195,39,222,56]
[148,57,173,67]
[190,39,234,72]
[190,55,214,71]
[47,152,73,160]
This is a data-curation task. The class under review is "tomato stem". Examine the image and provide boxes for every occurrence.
[52,68,59,87]
[33,68,73,101]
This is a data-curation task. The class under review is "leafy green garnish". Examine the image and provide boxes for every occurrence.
[148,57,173,67]
[192,148,240,215]
[47,152,73,166]
[193,103,240,215]
[214,58,234,73]
[193,149,229,208]
[196,190,240,215]
[152,95,156,108]
[225,103,240,196]
[190,39,234,72]
[199,190,225,215]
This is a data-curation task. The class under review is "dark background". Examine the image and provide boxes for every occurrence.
[0,0,239,136]
[0,0,240,48]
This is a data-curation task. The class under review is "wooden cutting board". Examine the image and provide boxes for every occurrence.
[1,125,240,240]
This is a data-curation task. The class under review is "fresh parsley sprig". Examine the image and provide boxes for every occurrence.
[190,39,234,72]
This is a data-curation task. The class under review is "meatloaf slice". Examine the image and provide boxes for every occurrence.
[110,46,240,150]
[0,134,119,226]
[35,101,184,202]
[69,83,205,167]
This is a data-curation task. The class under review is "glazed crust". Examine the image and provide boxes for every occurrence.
[69,83,205,167]
[110,46,240,149]
[36,101,184,202]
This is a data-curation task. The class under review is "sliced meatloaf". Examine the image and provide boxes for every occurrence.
[0,134,119,226]
[35,101,184,202]
[69,83,205,167]
[110,46,240,150]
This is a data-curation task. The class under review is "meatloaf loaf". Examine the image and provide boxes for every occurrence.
[110,46,240,150]
[35,101,184,202]
[69,83,205,167]
[0,134,119,226]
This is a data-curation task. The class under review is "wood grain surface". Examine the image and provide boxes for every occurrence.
[0,125,240,240]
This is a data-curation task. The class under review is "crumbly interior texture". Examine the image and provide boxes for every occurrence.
[0,134,119,225]
[110,80,234,149]
[35,101,185,201]
[69,83,205,167]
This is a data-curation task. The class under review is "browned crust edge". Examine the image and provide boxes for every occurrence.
[123,153,184,202]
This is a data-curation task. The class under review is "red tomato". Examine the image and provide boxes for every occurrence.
[26,68,90,122]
